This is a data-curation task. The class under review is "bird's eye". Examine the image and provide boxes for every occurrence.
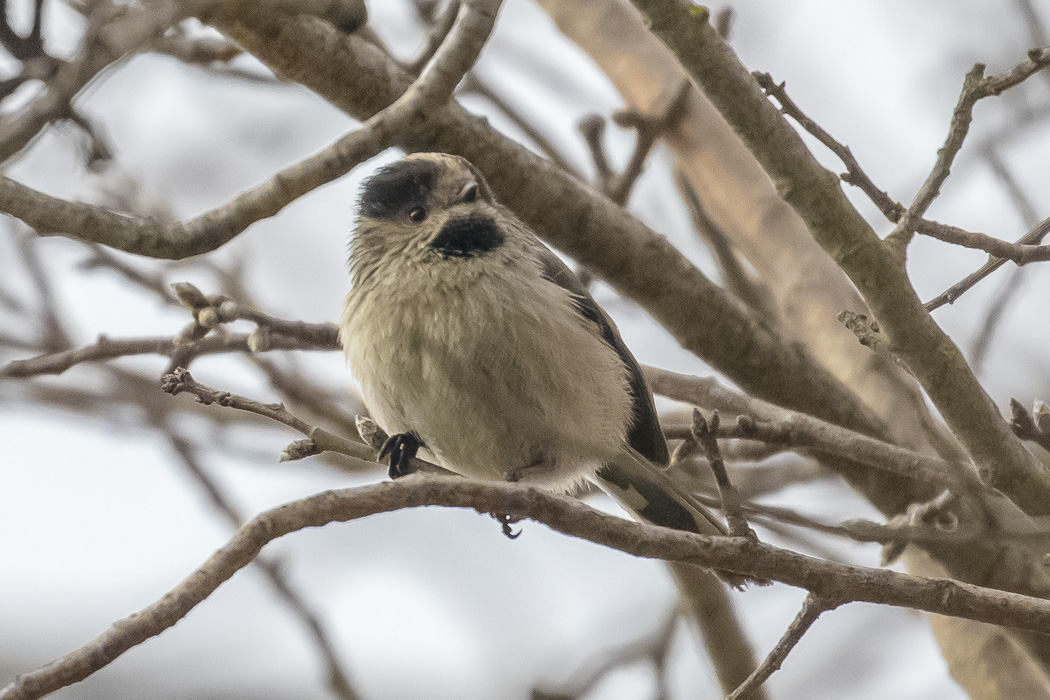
[461,182,478,203]
[408,207,427,223]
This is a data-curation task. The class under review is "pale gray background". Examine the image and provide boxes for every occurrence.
[2,1,1048,698]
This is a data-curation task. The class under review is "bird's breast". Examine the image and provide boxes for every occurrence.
[341,265,633,488]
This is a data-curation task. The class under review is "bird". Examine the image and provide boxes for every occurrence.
[340,152,727,539]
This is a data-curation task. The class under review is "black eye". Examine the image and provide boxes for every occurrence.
[408,207,427,222]
[461,182,478,203]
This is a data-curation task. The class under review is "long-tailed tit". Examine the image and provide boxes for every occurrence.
[341,153,726,537]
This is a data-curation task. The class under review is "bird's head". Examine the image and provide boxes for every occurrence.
[352,153,507,272]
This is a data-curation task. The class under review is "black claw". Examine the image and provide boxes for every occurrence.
[493,513,522,540]
[379,431,424,479]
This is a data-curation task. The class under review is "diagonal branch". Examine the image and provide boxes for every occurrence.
[649,367,978,493]
[160,367,375,463]
[163,432,362,700]
[8,476,1050,700]
[627,0,1050,516]
[726,593,834,700]
[925,215,1050,311]
[0,0,503,258]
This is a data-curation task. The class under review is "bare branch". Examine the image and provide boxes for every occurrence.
[690,410,755,539]
[164,432,362,700]
[752,67,1050,312]
[0,330,332,378]
[886,48,1050,247]
[159,367,458,478]
[160,367,375,464]
[726,594,833,700]
[752,71,903,222]
[0,0,503,258]
[8,476,1050,700]
[925,215,1050,311]
[910,217,1050,264]
[651,368,975,493]
[627,0,1050,515]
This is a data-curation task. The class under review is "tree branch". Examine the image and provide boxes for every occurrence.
[690,409,755,539]
[163,431,362,700]
[726,593,833,700]
[0,330,333,378]
[650,367,977,493]
[7,476,1050,700]
[0,0,502,258]
[924,215,1050,311]
[626,0,1050,515]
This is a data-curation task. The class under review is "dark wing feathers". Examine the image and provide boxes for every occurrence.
[537,249,670,466]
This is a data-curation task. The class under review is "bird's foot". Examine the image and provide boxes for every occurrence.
[379,431,424,479]
[492,513,523,539]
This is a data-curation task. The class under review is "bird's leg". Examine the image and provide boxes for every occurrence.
[505,455,556,483]
[379,431,425,479]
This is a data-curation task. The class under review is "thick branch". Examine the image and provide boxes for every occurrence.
[627,0,1050,515]
[7,476,1050,700]
[0,0,502,258]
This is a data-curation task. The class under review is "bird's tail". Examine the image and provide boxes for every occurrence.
[594,448,728,537]
[595,450,761,587]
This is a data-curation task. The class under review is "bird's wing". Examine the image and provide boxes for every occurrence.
[535,247,671,466]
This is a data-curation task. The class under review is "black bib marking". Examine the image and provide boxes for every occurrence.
[429,215,505,259]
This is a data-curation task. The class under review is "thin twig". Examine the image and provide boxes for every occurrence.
[690,409,755,538]
[753,71,903,222]
[968,148,1040,372]
[9,476,1050,700]
[159,367,456,476]
[910,217,1050,264]
[674,168,779,322]
[754,69,1050,276]
[924,215,1050,310]
[0,330,332,378]
[160,367,374,464]
[886,49,1050,247]
[726,594,834,700]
